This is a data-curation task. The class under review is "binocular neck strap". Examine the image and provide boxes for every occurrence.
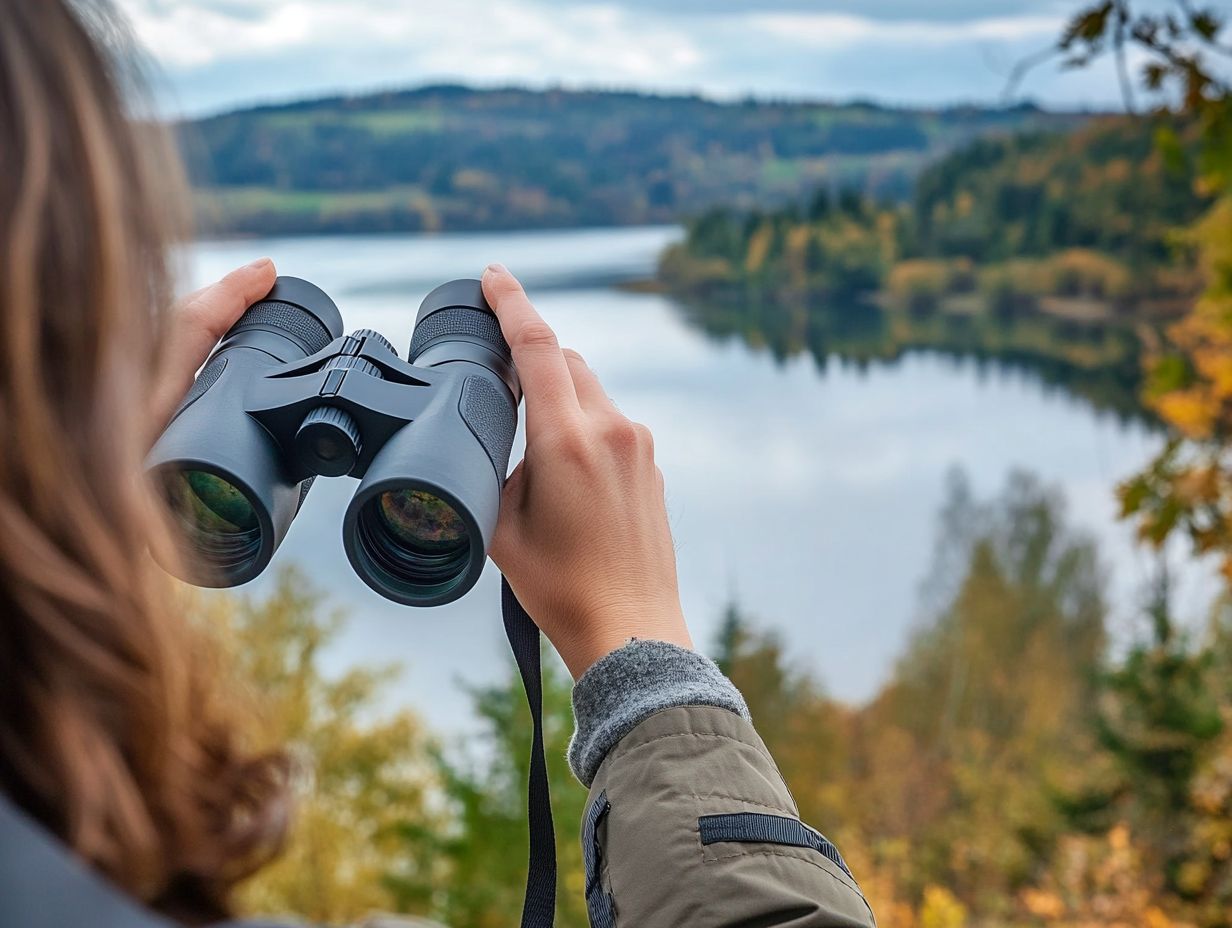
[502,577,558,928]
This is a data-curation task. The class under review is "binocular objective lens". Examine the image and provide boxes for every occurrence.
[166,470,263,571]
[357,488,471,589]
[379,489,467,555]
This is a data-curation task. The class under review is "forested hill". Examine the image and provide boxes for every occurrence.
[180,85,1082,236]
[660,114,1211,313]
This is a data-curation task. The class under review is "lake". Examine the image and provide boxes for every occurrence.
[190,225,1214,734]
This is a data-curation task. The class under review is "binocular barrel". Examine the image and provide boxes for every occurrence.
[147,276,520,606]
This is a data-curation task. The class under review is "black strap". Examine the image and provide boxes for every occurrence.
[502,576,557,928]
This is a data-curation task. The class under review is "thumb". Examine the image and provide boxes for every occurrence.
[150,257,277,431]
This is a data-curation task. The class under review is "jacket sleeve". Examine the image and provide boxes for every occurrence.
[568,641,875,928]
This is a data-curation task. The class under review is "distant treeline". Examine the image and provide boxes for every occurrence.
[660,115,1212,316]
[180,85,1081,236]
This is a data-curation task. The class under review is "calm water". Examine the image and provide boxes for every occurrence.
[190,226,1213,733]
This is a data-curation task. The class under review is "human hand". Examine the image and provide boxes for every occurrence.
[149,257,277,437]
[481,263,692,679]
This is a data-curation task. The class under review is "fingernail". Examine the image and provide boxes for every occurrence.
[247,256,272,269]
[484,262,507,276]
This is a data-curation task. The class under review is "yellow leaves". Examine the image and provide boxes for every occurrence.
[1019,826,1167,926]
[886,260,950,310]
[1021,888,1066,919]
[1191,344,1232,399]
[876,900,922,928]
[745,224,773,274]
[1144,194,1232,440]
[1176,859,1211,897]
[786,223,812,257]
[1129,191,1232,576]
[919,886,967,928]
[1153,390,1218,437]
[1045,248,1132,301]
[1146,906,1182,928]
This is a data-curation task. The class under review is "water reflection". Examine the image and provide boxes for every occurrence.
[673,292,1150,426]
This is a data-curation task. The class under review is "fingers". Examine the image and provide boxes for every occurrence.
[482,264,578,435]
[150,257,276,429]
[168,258,276,375]
[563,349,615,414]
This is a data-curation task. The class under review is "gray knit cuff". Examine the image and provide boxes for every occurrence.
[567,639,750,786]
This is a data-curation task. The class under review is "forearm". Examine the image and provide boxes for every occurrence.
[570,641,875,928]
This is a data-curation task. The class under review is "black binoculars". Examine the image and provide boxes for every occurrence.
[147,276,520,606]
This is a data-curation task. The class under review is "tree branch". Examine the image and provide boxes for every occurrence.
[1004,44,1062,102]
[1115,1,1139,112]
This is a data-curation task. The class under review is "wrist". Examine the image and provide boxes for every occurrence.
[568,638,750,785]
[554,604,693,679]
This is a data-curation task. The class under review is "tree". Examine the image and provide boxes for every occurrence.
[1021,4,1232,580]
[189,568,436,924]
[385,654,591,928]
[714,604,852,833]
[1025,572,1232,926]
[716,473,1113,923]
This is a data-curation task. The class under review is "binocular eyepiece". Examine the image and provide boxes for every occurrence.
[147,276,520,606]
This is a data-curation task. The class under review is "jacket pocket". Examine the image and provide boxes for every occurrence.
[583,791,617,928]
[698,811,855,882]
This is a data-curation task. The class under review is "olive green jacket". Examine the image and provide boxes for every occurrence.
[581,705,875,927]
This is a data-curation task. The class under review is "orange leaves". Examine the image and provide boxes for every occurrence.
[1125,185,1232,576]
[1017,826,1177,927]
[1153,389,1219,436]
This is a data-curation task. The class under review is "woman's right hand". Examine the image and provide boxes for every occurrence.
[481,263,693,679]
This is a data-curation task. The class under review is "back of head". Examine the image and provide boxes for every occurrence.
[0,1,289,922]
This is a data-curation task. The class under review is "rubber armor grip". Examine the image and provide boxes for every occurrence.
[460,375,517,476]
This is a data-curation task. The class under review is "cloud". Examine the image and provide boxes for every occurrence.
[121,0,706,91]
[538,0,1069,20]
[746,12,1065,48]
[114,0,1130,116]
[121,0,701,71]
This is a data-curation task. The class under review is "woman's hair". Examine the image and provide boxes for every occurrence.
[0,1,290,922]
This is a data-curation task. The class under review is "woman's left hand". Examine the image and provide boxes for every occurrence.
[149,258,277,435]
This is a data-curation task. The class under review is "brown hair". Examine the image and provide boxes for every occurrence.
[0,0,289,922]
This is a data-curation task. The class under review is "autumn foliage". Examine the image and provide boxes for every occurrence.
[206,470,1232,928]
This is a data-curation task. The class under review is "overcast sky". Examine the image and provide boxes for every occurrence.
[116,0,1147,116]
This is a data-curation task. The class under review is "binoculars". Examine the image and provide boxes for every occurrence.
[147,276,520,606]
